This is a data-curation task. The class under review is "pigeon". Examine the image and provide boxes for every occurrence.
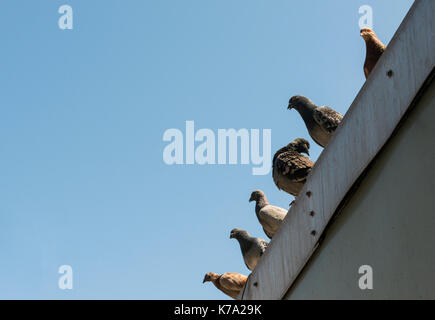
[249,190,287,239]
[230,228,268,271]
[203,272,248,299]
[288,95,343,147]
[272,138,314,197]
[360,28,386,79]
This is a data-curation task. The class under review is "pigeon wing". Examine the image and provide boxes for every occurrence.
[261,205,287,223]
[313,106,343,134]
[259,206,287,238]
[219,273,248,292]
[274,151,314,183]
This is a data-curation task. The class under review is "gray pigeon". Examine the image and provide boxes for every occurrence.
[272,138,314,196]
[249,190,287,239]
[288,95,343,147]
[230,228,268,271]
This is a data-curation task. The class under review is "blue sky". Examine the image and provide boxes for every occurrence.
[0,0,413,299]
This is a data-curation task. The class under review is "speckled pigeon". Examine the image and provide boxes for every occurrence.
[288,95,343,147]
[272,138,314,196]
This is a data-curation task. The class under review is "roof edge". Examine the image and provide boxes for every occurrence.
[240,0,435,300]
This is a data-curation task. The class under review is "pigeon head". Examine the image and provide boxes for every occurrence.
[288,95,315,111]
[288,138,310,156]
[230,228,250,239]
[249,190,266,203]
[203,272,219,283]
[360,28,377,41]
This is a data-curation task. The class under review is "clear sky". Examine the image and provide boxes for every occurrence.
[0,0,414,299]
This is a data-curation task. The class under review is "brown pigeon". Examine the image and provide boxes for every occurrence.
[249,190,287,239]
[272,138,314,196]
[288,95,343,148]
[360,28,386,79]
[203,272,248,299]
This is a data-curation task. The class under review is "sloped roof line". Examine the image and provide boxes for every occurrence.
[240,0,435,300]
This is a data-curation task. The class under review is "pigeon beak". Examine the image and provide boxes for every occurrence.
[249,196,254,202]
[230,233,234,239]
[306,151,310,156]
[202,278,206,283]
[287,103,293,110]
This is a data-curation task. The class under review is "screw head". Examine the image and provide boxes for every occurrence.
[387,70,394,78]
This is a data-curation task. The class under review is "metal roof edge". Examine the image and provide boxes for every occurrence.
[239,0,435,300]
